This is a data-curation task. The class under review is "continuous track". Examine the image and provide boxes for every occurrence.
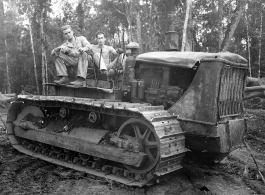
[7,95,187,187]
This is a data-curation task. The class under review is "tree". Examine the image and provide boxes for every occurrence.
[221,0,248,51]
[113,0,134,42]
[218,0,224,51]
[18,0,51,95]
[257,1,263,78]
[20,0,40,94]
[1,0,265,93]
[28,21,39,94]
[0,0,11,93]
[246,0,265,77]
[245,5,252,76]
[17,0,41,94]
[40,6,48,95]
[181,0,192,51]
[133,0,143,53]
[76,1,85,33]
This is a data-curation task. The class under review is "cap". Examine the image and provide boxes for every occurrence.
[126,42,139,49]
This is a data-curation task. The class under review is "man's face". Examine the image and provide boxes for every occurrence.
[97,33,106,46]
[63,28,74,40]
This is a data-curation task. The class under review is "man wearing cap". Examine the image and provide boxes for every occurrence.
[91,31,125,72]
[52,25,92,86]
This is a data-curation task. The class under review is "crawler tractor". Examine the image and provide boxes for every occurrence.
[7,37,248,186]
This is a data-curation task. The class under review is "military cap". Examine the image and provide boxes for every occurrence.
[61,25,71,31]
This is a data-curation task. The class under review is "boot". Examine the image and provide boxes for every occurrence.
[54,76,69,85]
[53,76,61,83]
[70,77,86,87]
[98,69,108,79]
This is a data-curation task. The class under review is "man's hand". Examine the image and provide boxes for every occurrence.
[60,46,69,54]
[78,47,87,53]
[51,47,60,55]
[116,48,124,54]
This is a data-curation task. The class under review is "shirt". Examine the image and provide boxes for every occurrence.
[61,36,91,57]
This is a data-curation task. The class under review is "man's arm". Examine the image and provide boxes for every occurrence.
[109,46,124,55]
[106,46,125,70]
[51,43,68,55]
[109,46,118,56]
[79,36,92,53]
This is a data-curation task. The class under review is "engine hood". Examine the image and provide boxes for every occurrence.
[136,51,248,68]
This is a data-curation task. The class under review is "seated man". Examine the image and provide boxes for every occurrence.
[90,31,126,74]
[52,25,93,86]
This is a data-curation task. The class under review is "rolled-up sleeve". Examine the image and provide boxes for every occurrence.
[80,36,91,50]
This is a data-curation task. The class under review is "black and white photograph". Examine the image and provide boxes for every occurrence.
[0,0,265,194]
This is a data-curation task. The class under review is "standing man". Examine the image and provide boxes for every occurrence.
[52,25,92,86]
[91,31,125,73]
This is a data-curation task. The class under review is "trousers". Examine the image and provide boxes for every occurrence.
[55,51,91,79]
[93,53,126,71]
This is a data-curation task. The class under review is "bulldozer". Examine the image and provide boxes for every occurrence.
[6,32,249,187]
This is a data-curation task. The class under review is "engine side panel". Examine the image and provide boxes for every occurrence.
[168,60,223,124]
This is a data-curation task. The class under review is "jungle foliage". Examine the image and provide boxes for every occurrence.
[0,0,264,94]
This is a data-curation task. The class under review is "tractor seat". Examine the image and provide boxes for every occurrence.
[86,67,107,80]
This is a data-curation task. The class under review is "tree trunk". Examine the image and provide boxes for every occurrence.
[117,24,121,48]
[132,0,142,53]
[221,0,248,52]
[4,39,11,93]
[1,0,11,93]
[218,0,224,52]
[29,21,40,94]
[122,27,125,50]
[135,11,142,53]
[258,2,263,78]
[40,8,48,95]
[245,7,251,77]
[185,2,193,51]
[125,2,133,42]
[181,0,191,52]
[45,50,48,93]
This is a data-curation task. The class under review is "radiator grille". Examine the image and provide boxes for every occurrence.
[218,66,246,118]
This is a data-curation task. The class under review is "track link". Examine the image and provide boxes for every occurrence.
[7,95,187,187]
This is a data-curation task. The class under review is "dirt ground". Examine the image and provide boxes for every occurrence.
[0,100,265,195]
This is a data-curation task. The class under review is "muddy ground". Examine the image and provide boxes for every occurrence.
[0,99,265,195]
